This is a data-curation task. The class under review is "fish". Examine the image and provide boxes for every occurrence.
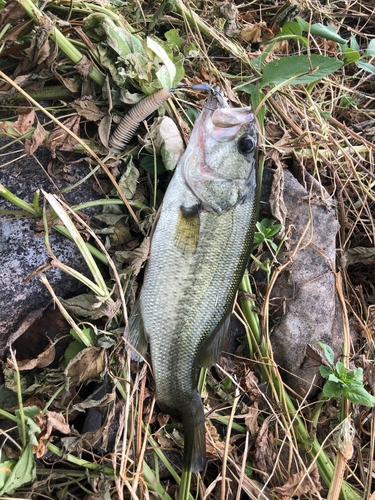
[126,89,259,473]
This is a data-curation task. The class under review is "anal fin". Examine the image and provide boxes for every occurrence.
[124,299,148,362]
[174,204,200,254]
[195,315,231,368]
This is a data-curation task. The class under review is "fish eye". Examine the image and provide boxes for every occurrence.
[238,135,256,155]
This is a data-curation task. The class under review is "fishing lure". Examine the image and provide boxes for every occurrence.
[108,84,217,155]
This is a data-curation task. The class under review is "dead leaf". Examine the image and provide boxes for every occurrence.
[157,430,174,449]
[357,355,375,389]
[268,159,287,236]
[25,120,47,155]
[206,421,232,458]
[7,341,55,371]
[272,462,322,498]
[140,116,184,171]
[74,55,93,80]
[112,237,150,278]
[71,98,106,122]
[24,20,53,68]
[34,410,71,458]
[12,107,35,135]
[57,74,81,93]
[2,19,33,42]
[0,0,26,25]
[157,412,170,428]
[244,368,261,400]
[245,401,259,435]
[333,419,355,461]
[254,415,275,477]
[240,22,272,44]
[59,294,119,321]
[98,114,112,148]
[220,3,241,37]
[65,347,105,387]
[340,246,375,268]
[115,157,139,199]
[45,115,80,158]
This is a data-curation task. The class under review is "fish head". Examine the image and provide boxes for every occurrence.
[181,92,258,213]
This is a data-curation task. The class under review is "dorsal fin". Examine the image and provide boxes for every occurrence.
[174,204,200,253]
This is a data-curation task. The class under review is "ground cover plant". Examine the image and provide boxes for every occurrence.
[0,0,375,499]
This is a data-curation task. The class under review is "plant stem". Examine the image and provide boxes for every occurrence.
[239,273,361,500]
[20,0,105,86]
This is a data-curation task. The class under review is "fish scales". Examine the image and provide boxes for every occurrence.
[126,91,258,473]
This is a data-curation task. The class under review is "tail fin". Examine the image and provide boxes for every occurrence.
[181,390,206,473]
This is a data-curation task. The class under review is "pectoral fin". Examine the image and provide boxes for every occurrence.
[125,299,148,362]
[174,204,200,253]
[195,315,231,368]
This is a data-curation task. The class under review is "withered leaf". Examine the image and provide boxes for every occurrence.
[58,74,81,93]
[254,415,275,477]
[0,0,26,25]
[357,354,375,389]
[45,115,80,158]
[12,107,35,135]
[241,24,263,43]
[333,419,355,461]
[7,341,55,371]
[74,55,93,80]
[35,410,71,458]
[98,114,112,148]
[25,120,47,155]
[272,462,322,498]
[24,21,53,68]
[59,294,119,321]
[206,421,232,458]
[71,98,106,122]
[157,412,170,428]
[268,158,287,236]
[2,19,34,42]
[112,237,150,278]
[245,401,259,435]
[65,347,105,387]
[340,246,375,268]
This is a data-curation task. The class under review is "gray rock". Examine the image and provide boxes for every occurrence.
[0,139,102,353]
[260,167,342,397]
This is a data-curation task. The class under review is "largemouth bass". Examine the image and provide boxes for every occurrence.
[126,90,258,472]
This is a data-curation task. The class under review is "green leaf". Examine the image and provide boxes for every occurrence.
[319,365,332,379]
[350,35,360,52]
[281,21,302,37]
[147,37,176,88]
[322,380,343,398]
[365,39,375,57]
[344,47,360,65]
[61,340,86,368]
[328,373,342,385]
[295,18,346,44]
[260,55,343,88]
[140,155,165,174]
[0,444,36,495]
[182,108,200,129]
[222,377,232,389]
[319,342,335,365]
[334,361,347,377]
[344,386,375,407]
[357,60,375,74]
[296,17,309,32]
[347,367,364,384]
[238,83,266,127]
[164,29,184,49]
[309,23,346,44]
